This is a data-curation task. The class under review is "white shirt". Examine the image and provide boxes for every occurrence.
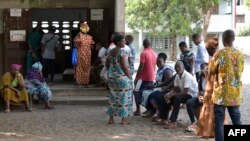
[98,47,107,65]
[121,45,132,57]
[174,70,198,97]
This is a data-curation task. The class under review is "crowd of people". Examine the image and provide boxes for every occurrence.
[104,30,244,141]
[0,21,244,141]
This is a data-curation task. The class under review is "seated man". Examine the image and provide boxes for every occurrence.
[163,61,198,129]
[185,62,208,132]
[0,64,32,112]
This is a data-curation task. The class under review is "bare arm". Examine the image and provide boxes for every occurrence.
[120,56,132,79]
[156,69,173,88]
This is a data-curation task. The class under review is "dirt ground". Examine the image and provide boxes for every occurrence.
[0,55,249,141]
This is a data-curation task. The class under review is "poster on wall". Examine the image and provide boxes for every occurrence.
[10,30,26,41]
[10,9,22,17]
[91,9,104,21]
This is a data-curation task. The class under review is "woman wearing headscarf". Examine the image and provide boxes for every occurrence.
[0,64,31,112]
[25,62,53,109]
[195,37,219,137]
[106,33,133,125]
[74,21,95,87]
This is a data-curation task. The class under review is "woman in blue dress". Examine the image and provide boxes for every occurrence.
[141,53,175,118]
[25,62,53,109]
[106,33,133,125]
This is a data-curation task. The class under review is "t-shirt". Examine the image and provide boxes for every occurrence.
[138,48,157,81]
[98,47,107,65]
[174,70,198,97]
[41,33,59,59]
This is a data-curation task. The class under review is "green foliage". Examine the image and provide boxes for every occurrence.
[246,0,250,8]
[126,0,218,37]
[238,25,250,36]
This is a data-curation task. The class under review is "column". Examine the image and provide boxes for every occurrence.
[114,0,125,33]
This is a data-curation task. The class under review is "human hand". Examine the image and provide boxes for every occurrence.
[198,96,204,103]
[16,90,21,97]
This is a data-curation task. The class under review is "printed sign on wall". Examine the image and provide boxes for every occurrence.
[10,30,26,41]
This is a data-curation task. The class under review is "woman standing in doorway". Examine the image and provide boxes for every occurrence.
[74,21,95,87]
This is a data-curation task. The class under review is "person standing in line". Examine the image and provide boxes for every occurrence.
[195,37,219,137]
[192,34,209,81]
[26,24,43,72]
[209,30,244,141]
[41,26,60,85]
[106,33,133,125]
[125,35,136,76]
[133,39,157,116]
[74,21,95,88]
[100,33,117,88]
[179,41,195,75]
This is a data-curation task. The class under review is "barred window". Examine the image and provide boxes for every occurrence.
[145,35,170,49]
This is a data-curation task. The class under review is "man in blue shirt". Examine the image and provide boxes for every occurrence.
[192,34,209,82]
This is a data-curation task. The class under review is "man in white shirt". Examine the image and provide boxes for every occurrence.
[164,61,198,128]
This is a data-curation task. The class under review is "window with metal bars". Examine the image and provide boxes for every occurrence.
[32,20,80,50]
[145,35,170,49]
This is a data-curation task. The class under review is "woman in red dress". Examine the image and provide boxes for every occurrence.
[74,22,95,87]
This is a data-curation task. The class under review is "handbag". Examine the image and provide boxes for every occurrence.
[72,47,77,65]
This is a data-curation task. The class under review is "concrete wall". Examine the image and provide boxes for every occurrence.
[234,36,250,55]
[0,0,122,75]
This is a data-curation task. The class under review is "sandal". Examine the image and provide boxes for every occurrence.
[107,120,115,125]
[185,124,196,132]
[163,122,177,129]
[44,106,54,110]
[26,108,33,112]
[121,121,129,125]
[4,109,10,113]
[133,111,141,116]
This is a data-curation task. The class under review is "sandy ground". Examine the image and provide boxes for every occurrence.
[0,55,249,141]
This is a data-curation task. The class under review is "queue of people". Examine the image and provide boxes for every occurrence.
[0,28,244,141]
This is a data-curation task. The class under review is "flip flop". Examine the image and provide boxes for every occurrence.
[4,109,10,113]
[133,111,141,116]
[107,120,114,125]
[121,121,129,125]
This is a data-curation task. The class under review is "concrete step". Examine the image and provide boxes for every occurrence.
[50,95,108,106]
[48,84,108,106]
[50,84,108,96]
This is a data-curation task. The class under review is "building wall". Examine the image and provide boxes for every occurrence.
[0,0,123,75]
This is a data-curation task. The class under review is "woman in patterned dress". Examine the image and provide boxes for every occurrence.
[74,21,95,87]
[106,33,133,125]
[25,62,53,109]
[195,37,218,137]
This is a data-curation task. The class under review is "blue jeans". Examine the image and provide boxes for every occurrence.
[186,97,202,123]
[214,104,241,141]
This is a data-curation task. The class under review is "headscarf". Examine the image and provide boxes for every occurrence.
[80,21,89,33]
[11,64,22,70]
[26,62,44,83]
[32,62,43,72]
[206,37,218,49]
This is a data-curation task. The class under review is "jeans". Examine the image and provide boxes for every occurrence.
[186,97,202,123]
[214,104,241,141]
[169,94,192,122]
[42,58,55,82]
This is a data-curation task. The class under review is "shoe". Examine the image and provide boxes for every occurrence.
[163,121,177,129]
[185,124,197,132]
[133,111,141,116]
